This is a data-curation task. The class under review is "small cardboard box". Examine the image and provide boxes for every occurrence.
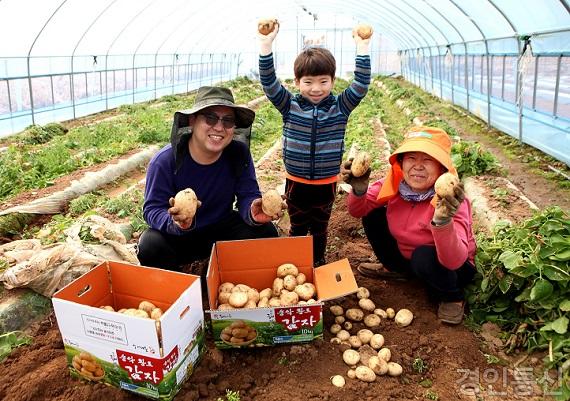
[206,236,358,348]
[52,261,205,400]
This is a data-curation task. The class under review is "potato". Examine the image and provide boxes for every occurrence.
[368,356,388,375]
[218,291,231,304]
[269,297,281,307]
[342,349,360,366]
[370,334,385,350]
[356,287,370,299]
[277,263,298,278]
[99,305,114,312]
[374,308,388,318]
[351,151,371,177]
[330,337,342,345]
[330,324,342,334]
[346,308,364,321]
[272,277,284,296]
[386,307,395,319]
[283,275,297,291]
[357,329,373,344]
[218,303,234,310]
[359,298,375,312]
[259,288,273,299]
[355,365,376,382]
[355,23,373,40]
[394,308,414,327]
[261,189,282,216]
[258,18,277,35]
[247,288,260,304]
[296,272,307,285]
[295,283,316,301]
[173,188,200,221]
[335,315,345,325]
[218,282,235,293]
[232,284,251,293]
[139,301,156,314]
[330,305,344,316]
[257,297,269,308]
[331,375,345,388]
[387,362,403,376]
[343,321,353,331]
[244,300,257,309]
[434,172,459,198]
[336,330,351,341]
[228,292,248,308]
[150,308,163,320]
[280,291,299,306]
[364,314,381,328]
[378,347,391,362]
[348,335,362,349]
[347,369,356,379]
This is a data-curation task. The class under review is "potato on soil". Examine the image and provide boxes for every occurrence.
[346,308,364,321]
[357,329,373,344]
[331,375,345,388]
[330,305,344,316]
[364,313,381,328]
[342,349,360,366]
[359,298,375,311]
[368,356,388,375]
[434,172,459,198]
[387,362,403,376]
[261,189,282,216]
[283,274,297,291]
[295,283,316,300]
[370,334,385,349]
[174,188,200,220]
[258,18,277,35]
[336,330,351,341]
[395,308,414,327]
[351,151,371,177]
[348,335,362,349]
[386,307,395,319]
[355,23,373,40]
[356,287,370,299]
[355,365,376,382]
[378,347,391,362]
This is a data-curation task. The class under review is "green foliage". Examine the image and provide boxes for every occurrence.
[217,389,241,401]
[412,357,428,374]
[20,123,68,145]
[451,140,501,177]
[69,193,104,216]
[0,331,33,363]
[102,189,147,233]
[250,103,282,161]
[466,207,570,393]
[425,390,439,400]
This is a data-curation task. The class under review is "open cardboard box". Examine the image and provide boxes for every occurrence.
[206,236,358,348]
[52,261,205,400]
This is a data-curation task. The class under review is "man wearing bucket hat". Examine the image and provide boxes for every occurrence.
[341,127,476,325]
[137,86,280,271]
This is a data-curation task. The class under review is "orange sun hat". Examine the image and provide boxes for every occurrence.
[377,126,457,205]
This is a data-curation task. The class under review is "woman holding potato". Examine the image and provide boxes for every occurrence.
[341,127,476,325]
[137,86,281,271]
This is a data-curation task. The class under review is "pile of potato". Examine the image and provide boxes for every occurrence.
[327,287,414,386]
[217,263,318,309]
[72,351,104,381]
[99,300,163,321]
[220,320,257,346]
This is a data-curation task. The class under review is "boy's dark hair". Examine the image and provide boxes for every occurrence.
[293,47,336,80]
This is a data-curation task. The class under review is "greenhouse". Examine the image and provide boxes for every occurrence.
[0,1,569,401]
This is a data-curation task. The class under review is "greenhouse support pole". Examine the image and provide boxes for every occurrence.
[6,80,13,115]
[451,53,455,105]
[154,53,158,100]
[438,49,443,98]
[485,40,491,127]
[515,38,524,142]
[464,45,469,113]
[132,54,136,104]
[186,53,191,93]
[553,54,561,117]
[532,55,539,109]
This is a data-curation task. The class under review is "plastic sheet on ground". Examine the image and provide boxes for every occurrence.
[0,215,139,297]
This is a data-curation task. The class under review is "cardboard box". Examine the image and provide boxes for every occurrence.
[52,261,205,400]
[206,236,358,348]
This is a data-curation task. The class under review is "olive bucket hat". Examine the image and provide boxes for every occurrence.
[174,86,255,129]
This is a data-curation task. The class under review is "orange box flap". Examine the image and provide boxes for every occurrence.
[314,258,358,301]
[53,263,110,305]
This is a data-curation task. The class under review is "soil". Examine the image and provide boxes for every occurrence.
[0,98,566,401]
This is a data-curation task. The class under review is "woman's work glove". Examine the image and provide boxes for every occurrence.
[432,182,465,226]
[340,159,371,196]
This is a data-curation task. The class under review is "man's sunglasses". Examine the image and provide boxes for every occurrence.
[197,112,236,129]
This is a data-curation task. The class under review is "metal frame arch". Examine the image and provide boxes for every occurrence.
[26,0,69,125]
[382,0,446,46]
[486,0,518,35]
[70,0,118,119]
[104,0,156,109]
[399,0,453,46]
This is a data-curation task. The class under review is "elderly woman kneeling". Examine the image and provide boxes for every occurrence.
[341,127,476,325]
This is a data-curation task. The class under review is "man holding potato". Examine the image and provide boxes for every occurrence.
[137,86,281,271]
[341,127,477,325]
